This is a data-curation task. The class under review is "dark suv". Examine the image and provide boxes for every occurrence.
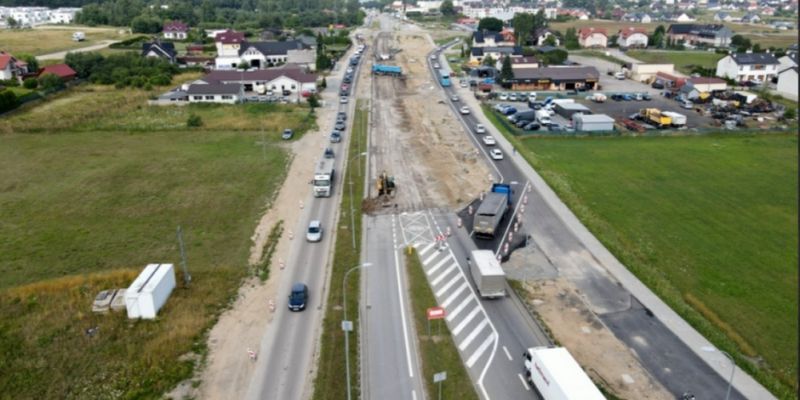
[288,283,308,311]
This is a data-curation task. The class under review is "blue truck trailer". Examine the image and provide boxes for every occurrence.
[372,64,402,76]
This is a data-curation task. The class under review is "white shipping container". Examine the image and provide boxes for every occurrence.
[126,264,176,319]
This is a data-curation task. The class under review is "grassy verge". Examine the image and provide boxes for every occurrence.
[576,50,627,66]
[486,118,797,397]
[406,247,480,400]
[626,50,724,75]
[312,99,369,400]
[255,220,284,281]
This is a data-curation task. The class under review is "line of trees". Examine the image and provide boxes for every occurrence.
[65,52,178,89]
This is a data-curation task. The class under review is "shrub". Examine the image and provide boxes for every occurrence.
[187,114,203,127]
[23,78,38,89]
[0,90,18,112]
[38,73,64,91]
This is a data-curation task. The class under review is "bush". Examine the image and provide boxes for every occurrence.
[187,114,203,127]
[0,79,20,87]
[23,78,38,89]
[0,90,18,113]
[38,73,64,91]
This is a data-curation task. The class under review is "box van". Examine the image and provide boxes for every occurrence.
[288,283,309,311]
[535,109,551,125]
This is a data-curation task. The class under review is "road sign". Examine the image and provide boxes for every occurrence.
[433,371,447,383]
[342,320,353,332]
[427,306,446,320]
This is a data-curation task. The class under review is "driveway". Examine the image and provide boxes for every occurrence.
[36,40,118,61]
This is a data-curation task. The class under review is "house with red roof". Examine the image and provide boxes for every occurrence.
[0,51,29,81]
[578,27,607,48]
[163,20,189,40]
[37,64,77,82]
[617,27,649,48]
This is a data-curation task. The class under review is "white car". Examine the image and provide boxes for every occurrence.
[482,135,496,145]
[475,124,486,134]
[340,96,349,104]
[460,106,470,115]
[451,95,459,102]
[306,220,322,242]
[460,81,468,88]
[528,92,537,101]
[498,93,509,101]
[508,93,518,102]
[346,67,354,74]
[490,148,503,160]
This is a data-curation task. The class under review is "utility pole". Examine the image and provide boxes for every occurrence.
[176,225,191,287]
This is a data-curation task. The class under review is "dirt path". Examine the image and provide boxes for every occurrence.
[36,40,118,60]
[171,70,342,400]
[518,279,673,400]
[368,29,490,211]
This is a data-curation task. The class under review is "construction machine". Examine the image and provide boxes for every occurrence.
[376,171,396,197]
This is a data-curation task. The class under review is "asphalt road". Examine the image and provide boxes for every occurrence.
[430,44,748,399]
[243,38,366,400]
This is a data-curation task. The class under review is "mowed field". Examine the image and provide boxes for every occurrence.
[0,79,314,397]
[0,25,133,56]
[518,134,798,396]
[549,19,798,48]
[626,50,724,73]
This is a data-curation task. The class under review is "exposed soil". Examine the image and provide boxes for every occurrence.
[519,278,673,400]
[367,29,490,211]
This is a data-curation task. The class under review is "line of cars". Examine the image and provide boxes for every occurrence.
[470,122,504,160]
[609,92,653,102]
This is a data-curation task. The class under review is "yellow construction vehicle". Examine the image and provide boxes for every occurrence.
[376,171,396,197]
[639,108,672,128]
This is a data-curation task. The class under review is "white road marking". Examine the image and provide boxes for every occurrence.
[441,282,468,308]
[417,242,435,256]
[466,333,495,368]
[447,296,472,321]
[426,255,452,276]
[435,273,461,297]
[452,307,481,336]
[423,250,442,266]
[431,264,456,286]
[412,390,418,400]
[459,319,489,351]
[391,215,415,378]
[517,373,530,391]
[503,346,513,361]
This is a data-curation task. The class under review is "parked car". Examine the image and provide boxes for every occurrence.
[614,71,626,80]
[460,81,468,88]
[548,123,564,131]
[334,121,346,131]
[330,131,342,143]
[306,220,323,242]
[508,93,518,102]
[288,283,309,311]
[622,93,634,101]
[475,124,486,134]
[498,93,509,101]
[501,106,517,115]
[483,135,496,145]
[493,103,509,112]
[523,121,541,131]
[642,93,652,101]
[634,93,643,101]
[611,93,623,101]
[324,147,335,159]
[340,96,349,104]
[282,129,294,140]
[681,100,693,109]
[460,106,470,115]
[433,63,441,69]
[515,119,529,127]
[451,95,459,102]
[337,112,347,121]
[490,148,503,160]
[651,81,664,89]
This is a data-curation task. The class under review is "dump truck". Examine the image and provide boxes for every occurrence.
[523,346,606,400]
[313,158,335,197]
[372,64,402,76]
[661,111,687,127]
[473,183,511,239]
[639,108,672,128]
[468,250,506,298]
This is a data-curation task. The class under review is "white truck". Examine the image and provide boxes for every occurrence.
[468,250,506,298]
[72,31,85,41]
[661,111,687,127]
[523,347,606,400]
[312,158,335,197]
[535,109,552,125]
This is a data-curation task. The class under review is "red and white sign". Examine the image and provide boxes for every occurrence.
[427,306,446,320]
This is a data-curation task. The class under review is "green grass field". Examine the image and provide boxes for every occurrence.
[516,134,797,397]
[0,26,134,56]
[626,50,724,74]
[0,79,315,397]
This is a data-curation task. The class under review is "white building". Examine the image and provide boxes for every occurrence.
[716,52,780,82]
[49,8,80,24]
[0,6,79,26]
[776,67,798,99]
[617,27,649,48]
[578,27,608,48]
[778,53,798,72]
[186,84,241,104]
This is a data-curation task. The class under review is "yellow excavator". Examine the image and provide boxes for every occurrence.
[376,171,396,197]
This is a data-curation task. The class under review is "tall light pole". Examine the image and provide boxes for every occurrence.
[701,346,735,400]
[342,262,373,400]
[349,151,368,248]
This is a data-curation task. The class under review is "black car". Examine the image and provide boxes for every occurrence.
[651,81,665,89]
[514,119,529,128]
[523,122,541,131]
[324,147,335,159]
[288,283,308,311]
[611,93,624,101]
[337,112,347,121]
[330,131,342,143]
[343,76,352,84]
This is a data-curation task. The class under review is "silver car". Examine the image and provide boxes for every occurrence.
[306,220,322,242]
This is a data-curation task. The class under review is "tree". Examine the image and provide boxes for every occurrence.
[543,35,557,46]
[512,13,535,45]
[6,17,19,28]
[564,28,580,49]
[65,52,105,79]
[538,48,568,65]
[0,90,17,113]
[238,60,250,70]
[320,77,327,89]
[500,56,514,82]
[731,34,752,51]
[307,93,320,111]
[752,43,762,53]
[38,73,64,91]
[783,107,796,120]
[478,17,503,32]
[131,15,162,33]
[23,77,38,89]
[316,53,332,71]
[17,54,39,74]
[482,54,496,67]
[440,0,455,16]
[650,25,666,48]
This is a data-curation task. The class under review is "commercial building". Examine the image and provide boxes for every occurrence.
[630,64,676,82]
[506,66,600,91]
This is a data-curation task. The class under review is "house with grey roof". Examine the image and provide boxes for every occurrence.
[142,41,176,64]
[667,24,733,47]
[238,40,315,70]
[716,52,780,82]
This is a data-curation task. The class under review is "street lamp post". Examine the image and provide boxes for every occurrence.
[342,262,373,400]
[701,346,735,400]
[349,152,368,249]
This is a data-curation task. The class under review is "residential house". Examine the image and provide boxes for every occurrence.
[37,63,77,81]
[214,30,247,69]
[611,8,626,20]
[776,67,798,99]
[673,12,696,22]
[193,67,317,98]
[667,24,733,47]
[0,51,27,81]
[778,52,798,72]
[578,27,607,48]
[186,84,241,104]
[624,12,652,23]
[470,46,523,64]
[617,27,649,48]
[505,66,600,90]
[510,56,539,70]
[472,30,515,48]
[716,52,780,82]
[713,12,733,22]
[49,7,80,23]
[533,28,559,46]
[740,14,761,23]
[142,41,177,64]
[163,20,189,40]
[237,40,315,70]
